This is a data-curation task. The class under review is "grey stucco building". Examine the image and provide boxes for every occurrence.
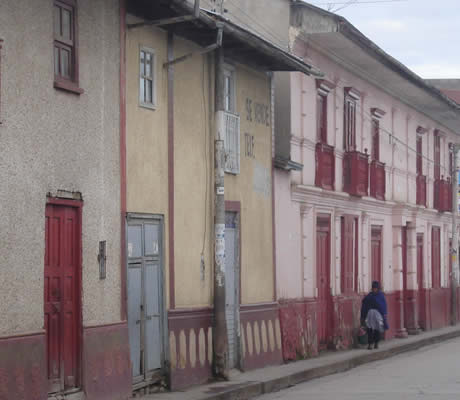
[0,1,131,399]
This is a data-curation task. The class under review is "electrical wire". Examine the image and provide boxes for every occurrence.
[326,77,454,174]
[202,1,451,172]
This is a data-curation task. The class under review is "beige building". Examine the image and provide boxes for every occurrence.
[124,0,315,391]
[0,1,130,399]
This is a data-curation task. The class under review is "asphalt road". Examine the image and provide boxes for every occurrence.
[261,336,460,400]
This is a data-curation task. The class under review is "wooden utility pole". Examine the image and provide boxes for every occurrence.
[213,45,229,379]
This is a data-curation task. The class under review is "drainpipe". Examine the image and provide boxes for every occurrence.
[451,144,460,326]
[213,43,229,379]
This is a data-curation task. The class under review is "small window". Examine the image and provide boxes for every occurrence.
[223,67,236,114]
[54,0,80,91]
[139,47,156,109]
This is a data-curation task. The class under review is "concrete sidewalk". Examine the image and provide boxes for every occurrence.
[139,325,460,400]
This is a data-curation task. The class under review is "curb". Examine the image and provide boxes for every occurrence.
[199,329,460,400]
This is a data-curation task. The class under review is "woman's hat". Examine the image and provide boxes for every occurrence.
[372,281,380,289]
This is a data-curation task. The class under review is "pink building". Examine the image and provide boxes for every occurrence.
[274,3,460,360]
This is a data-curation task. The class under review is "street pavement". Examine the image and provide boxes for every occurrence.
[261,336,460,400]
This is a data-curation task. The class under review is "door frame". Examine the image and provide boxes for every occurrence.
[316,213,332,350]
[126,213,169,382]
[45,197,83,393]
[225,201,241,368]
[370,225,383,286]
[417,233,425,329]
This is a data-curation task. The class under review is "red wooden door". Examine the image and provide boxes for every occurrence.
[371,227,382,284]
[417,234,425,329]
[401,226,410,329]
[317,215,331,350]
[341,216,355,293]
[44,203,80,393]
[432,226,441,289]
[449,239,453,286]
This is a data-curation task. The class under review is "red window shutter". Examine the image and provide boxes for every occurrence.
[317,94,323,142]
[434,132,441,180]
[372,119,379,161]
[416,136,423,176]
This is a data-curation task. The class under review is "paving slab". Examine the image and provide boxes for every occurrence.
[138,325,460,400]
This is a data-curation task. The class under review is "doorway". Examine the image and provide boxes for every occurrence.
[225,210,240,369]
[127,214,165,384]
[371,226,383,284]
[316,215,332,350]
[44,200,81,394]
[417,233,425,329]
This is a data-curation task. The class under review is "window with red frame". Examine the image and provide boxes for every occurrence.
[54,0,79,88]
[344,94,357,151]
[416,135,423,175]
[371,119,380,161]
[317,93,328,143]
[341,215,358,293]
[434,131,441,180]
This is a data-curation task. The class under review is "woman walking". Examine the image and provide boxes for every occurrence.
[360,281,388,349]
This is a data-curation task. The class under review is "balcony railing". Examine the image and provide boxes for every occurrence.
[416,175,427,207]
[434,177,452,212]
[343,150,369,197]
[315,142,335,191]
[369,160,385,201]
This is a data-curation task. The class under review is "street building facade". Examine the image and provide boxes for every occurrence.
[124,0,315,391]
[274,2,460,361]
[1,0,460,399]
[0,0,131,399]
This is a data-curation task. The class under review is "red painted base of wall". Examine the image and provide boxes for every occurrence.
[279,299,318,361]
[168,304,283,390]
[332,295,361,349]
[279,288,457,361]
[240,303,283,370]
[168,308,213,390]
[279,295,361,362]
[385,292,399,339]
[82,322,131,400]
[0,332,47,400]
[428,288,451,330]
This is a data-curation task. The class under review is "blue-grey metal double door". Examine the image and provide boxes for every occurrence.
[127,215,165,383]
